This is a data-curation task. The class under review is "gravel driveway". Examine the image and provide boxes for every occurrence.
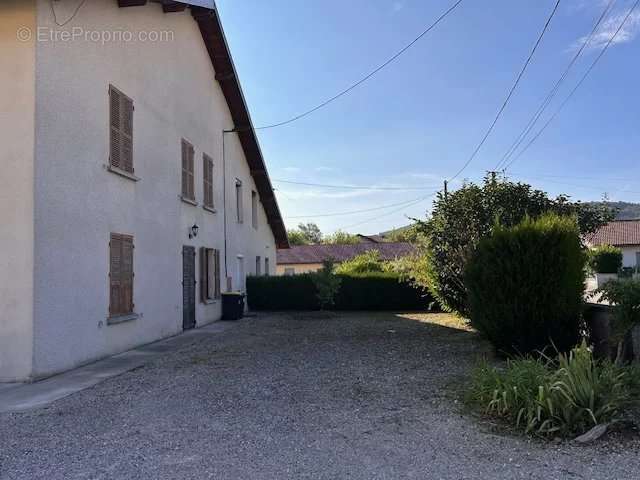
[2,312,639,479]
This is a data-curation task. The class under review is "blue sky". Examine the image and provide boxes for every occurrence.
[216,0,640,235]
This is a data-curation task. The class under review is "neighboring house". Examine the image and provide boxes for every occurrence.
[357,234,387,243]
[585,220,640,269]
[276,243,415,275]
[0,1,288,382]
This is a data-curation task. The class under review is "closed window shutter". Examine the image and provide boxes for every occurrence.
[188,144,195,200]
[109,234,122,315]
[181,140,195,200]
[214,249,221,298]
[200,247,207,303]
[109,86,133,173]
[121,235,134,313]
[203,154,214,208]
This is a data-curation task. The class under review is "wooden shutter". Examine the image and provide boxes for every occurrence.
[182,140,195,200]
[214,249,221,298]
[109,86,134,173]
[109,234,123,315]
[252,191,258,229]
[200,247,207,303]
[109,233,134,316]
[203,154,214,208]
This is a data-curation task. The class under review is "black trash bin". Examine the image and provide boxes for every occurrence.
[221,292,245,320]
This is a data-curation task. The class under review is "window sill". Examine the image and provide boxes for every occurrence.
[107,165,140,182]
[203,299,217,305]
[203,205,217,214]
[107,313,139,325]
[180,196,198,206]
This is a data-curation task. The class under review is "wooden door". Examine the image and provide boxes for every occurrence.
[182,246,196,330]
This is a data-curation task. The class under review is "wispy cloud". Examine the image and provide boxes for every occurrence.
[392,2,405,13]
[571,6,640,52]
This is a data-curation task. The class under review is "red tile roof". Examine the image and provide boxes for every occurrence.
[585,220,640,247]
[277,242,415,265]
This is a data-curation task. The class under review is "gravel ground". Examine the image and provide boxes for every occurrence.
[1,311,640,479]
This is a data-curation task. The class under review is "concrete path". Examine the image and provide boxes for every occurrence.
[0,320,240,414]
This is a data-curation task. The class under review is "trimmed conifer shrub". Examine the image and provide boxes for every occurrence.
[588,244,623,274]
[464,214,586,355]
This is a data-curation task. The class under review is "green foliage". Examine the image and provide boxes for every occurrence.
[335,272,432,310]
[246,274,318,310]
[588,245,623,274]
[465,214,585,355]
[416,175,613,316]
[467,341,638,437]
[383,224,423,243]
[335,250,387,274]
[246,271,434,311]
[287,222,323,245]
[323,230,360,245]
[597,278,640,343]
[312,260,342,309]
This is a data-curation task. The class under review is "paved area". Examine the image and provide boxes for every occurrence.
[0,320,238,414]
[1,312,640,479]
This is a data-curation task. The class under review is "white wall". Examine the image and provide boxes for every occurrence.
[621,246,640,269]
[30,0,276,378]
[0,1,36,382]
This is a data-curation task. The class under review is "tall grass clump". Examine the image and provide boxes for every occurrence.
[467,341,638,437]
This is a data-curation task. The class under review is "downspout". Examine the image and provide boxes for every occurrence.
[222,128,236,288]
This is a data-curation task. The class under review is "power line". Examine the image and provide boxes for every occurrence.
[503,0,640,171]
[509,173,640,195]
[448,0,562,181]
[272,178,437,191]
[494,0,616,171]
[284,190,440,219]
[337,194,436,231]
[253,0,465,131]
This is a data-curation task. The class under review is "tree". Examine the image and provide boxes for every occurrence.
[412,175,615,317]
[312,260,341,309]
[323,230,359,245]
[298,222,323,244]
[287,222,323,245]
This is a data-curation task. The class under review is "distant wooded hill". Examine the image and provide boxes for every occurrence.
[585,201,640,220]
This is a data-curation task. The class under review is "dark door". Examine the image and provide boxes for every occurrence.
[182,246,196,330]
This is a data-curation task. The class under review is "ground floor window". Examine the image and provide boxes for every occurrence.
[256,256,261,275]
[109,233,134,316]
[265,257,270,276]
[284,267,295,276]
[200,248,221,302]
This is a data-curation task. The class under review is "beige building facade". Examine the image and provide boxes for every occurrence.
[0,0,287,382]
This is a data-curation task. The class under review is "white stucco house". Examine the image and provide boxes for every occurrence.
[0,0,288,382]
[585,220,640,269]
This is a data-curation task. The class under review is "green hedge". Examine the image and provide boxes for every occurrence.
[246,272,434,311]
[465,214,585,355]
[588,244,623,274]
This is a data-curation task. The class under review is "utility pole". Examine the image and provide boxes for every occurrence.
[443,180,448,201]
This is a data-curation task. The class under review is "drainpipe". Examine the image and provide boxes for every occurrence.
[222,128,236,289]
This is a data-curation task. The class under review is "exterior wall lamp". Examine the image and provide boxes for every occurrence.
[189,224,199,239]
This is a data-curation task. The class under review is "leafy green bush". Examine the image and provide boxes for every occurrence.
[588,245,623,274]
[335,250,387,275]
[465,214,585,355]
[313,260,342,309]
[467,341,638,437]
[246,271,435,311]
[415,175,614,317]
[597,278,640,360]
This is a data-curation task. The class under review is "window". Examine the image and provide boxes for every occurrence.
[284,267,295,276]
[203,153,214,210]
[181,139,195,202]
[636,251,640,269]
[256,256,261,276]
[236,255,245,291]
[200,248,221,302]
[251,191,258,229]
[265,257,270,276]
[109,85,134,175]
[109,233,134,317]
[235,179,243,223]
